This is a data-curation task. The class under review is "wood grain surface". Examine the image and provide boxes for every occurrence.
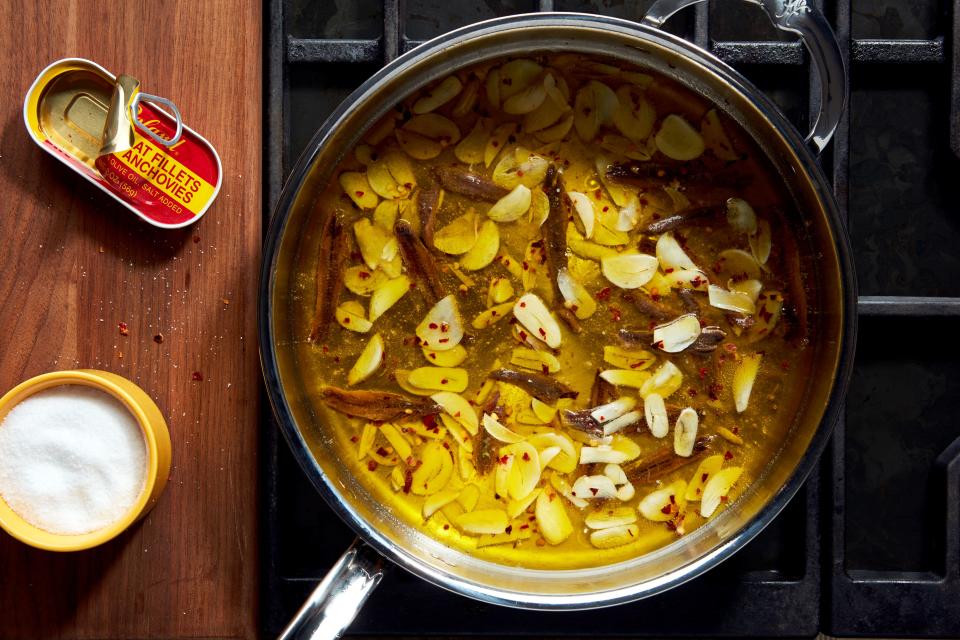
[0,1,261,638]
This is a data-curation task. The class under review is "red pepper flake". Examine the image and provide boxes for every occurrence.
[442,441,450,449]
[191,371,204,381]
[724,450,734,460]
[701,472,709,482]
[443,524,450,530]
[358,271,371,280]
[720,495,729,503]
[687,387,698,398]
[499,455,510,465]
[654,340,665,350]
[350,435,359,443]
[698,367,708,379]
[428,322,438,329]
[422,414,438,428]
[491,140,500,148]
[660,504,672,514]
[609,306,622,322]
[440,322,449,332]
[440,378,449,385]
[403,470,413,493]
[536,538,546,547]
[520,524,530,530]
[518,330,528,341]
[602,206,609,212]
[516,170,525,177]
[192,235,201,244]
[725,343,738,353]
[118,321,129,336]
[664,267,675,274]
[376,447,389,457]
[153,333,164,344]
[541,364,549,374]
[732,426,740,435]
[355,190,365,197]
[343,317,351,324]
[505,525,513,534]
[367,460,378,471]
[589,487,599,496]
[522,452,531,461]
[593,189,602,200]
[438,338,449,343]
[596,287,612,301]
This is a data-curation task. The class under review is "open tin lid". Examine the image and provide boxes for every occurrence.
[23,58,222,229]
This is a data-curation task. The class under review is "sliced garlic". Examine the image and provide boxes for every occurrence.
[733,352,763,413]
[528,432,577,473]
[568,191,596,239]
[612,85,656,142]
[534,112,575,143]
[685,454,724,502]
[700,466,743,518]
[343,265,389,296]
[373,199,402,231]
[536,487,573,544]
[459,219,500,271]
[718,248,762,281]
[452,78,480,118]
[663,268,710,291]
[616,481,636,501]
[472,301,514,329]
[455,117,492,164]
[615,197,643,232]
[654,114,705,161]
[513,293,562,348]
[747,292,783,342]
[524,84,568,133]
[411,440,454,495]
[482,412,525,444]
[556,268,597,319]
[638,479,687,521]
[567,222,619,261]
[531,399,557,424]
[601,252,659,289]
[431,391,478,435]
[367,157,403,199]
[499,59,544,100]
[510,347,561,373]
[580,435,640,464]
[571,474,619,500]
[407,367,468,393]
[707,284,756,315]
[603,345,656,371]
[502,73,550,114]
[347,333,385,385]
[537,445,562,469]
[416,295,464,351]
[433,211,479,255]
[455,509,510,535]
[404,113,461,144]
[590,397,637,424]
[456,483,480,511]
[353,218,397,270]
[590,524,640,549]
[653,313,702,353]
[507,487,541,519]
[339,171,379,209]
[574,81,618,142]
[602,411,642,436]
[492,148,549,189]
[639,361,683,399]
[413,75,463,114]
[549,472,589,508]
[700,108,739,161]
[521,240,544,291]
[585,505,637,530]
[336,300,373,333]
[357,422,377,461]
[717,426,744,445]
[656,232,698,271]
[726,197,758,234]
[749,219,772,265]
[501,441,541,500]
[394,369,435,396]
[643,392,669,438]
[604,463,628,485]
[600,369,652,389]
[487,184,532,222]
[422,344,467,367]
[423,489,460,518]
[674,407,699,457]
[484,122,517,167]
[729,278,763,303]
[485,68,501,110]
[487,277,515,306]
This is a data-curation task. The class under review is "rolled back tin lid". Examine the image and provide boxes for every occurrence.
[24,58,222,229]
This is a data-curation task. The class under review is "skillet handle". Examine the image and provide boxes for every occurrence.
[641,0,847,155]
[277,539,386,640]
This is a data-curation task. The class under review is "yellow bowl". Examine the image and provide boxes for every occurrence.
[0,369,171,551]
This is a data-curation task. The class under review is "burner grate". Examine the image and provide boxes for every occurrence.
[264,1,960,635]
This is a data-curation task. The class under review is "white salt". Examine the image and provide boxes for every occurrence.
[0,385,147,535]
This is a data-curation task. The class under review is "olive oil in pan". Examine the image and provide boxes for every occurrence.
[288,54,815,569]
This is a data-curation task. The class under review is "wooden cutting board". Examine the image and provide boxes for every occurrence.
[0,1,260,638]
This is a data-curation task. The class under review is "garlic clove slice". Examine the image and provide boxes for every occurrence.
[487,184,532,222]
[656,232,698,271]
[482,412,525,443]
[336,300,373,333]
[733,352,763,413]
[700,466,744,518]
[416,295,464,351]
[431,391,479,435]
[643,392,669,438]
[749,219,772,265]
[600,369,653,389]
[339,171,379,209]
[472,301,514,329]
[510,347,561,373]
[590,523,641,548]
[639,361,684,399]
[601,252,659,289]
[536,487,574,544]
[455,509,510,535]
[423,489,460,518]
[557,268,597,320]
[590,397,637,424]
[567,191,596,239]
[407,367,469,393]
[571,474,619,500]
[422,344,468,367]
[513,293,562,348]
[455,117,492,164]
[601,410,642,436]
[726,197,758,234]
[368,275,412,323]
[603,345,656,370]
[674,407,699,457]
[347,333,385,385]
[685,454,724,502]
[433,211,479,255]
[507,487,542,519]
[707,284,756,315]
[585,505,637,530]
[413,76,463,114]
[718,248,762,281]
[484,122,517,167]
[459,219,501,271]
[654,114,705,161]
[638,479,687,521]
[653,313,702,353]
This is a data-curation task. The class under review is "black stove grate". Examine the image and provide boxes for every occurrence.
[263,1,960,635]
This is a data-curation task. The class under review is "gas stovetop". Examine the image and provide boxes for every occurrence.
[263,1,960,636]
